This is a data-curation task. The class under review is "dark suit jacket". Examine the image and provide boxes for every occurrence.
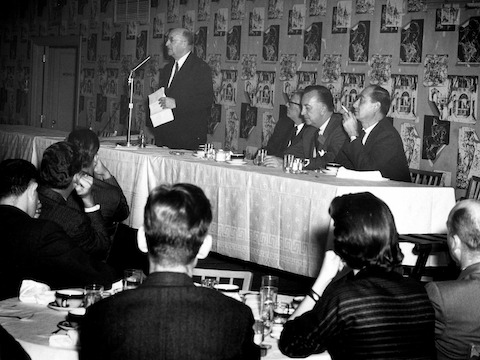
[80,272,260,360]
[335,117,411,182]
[151,52,214,150]
[284,124,318,159]
[264,112,294,157]
[0,205,116,300]
[68,176,130,238]
[426,263,480,360]
[305,113,348,170]
[0,324,30,360]
[38,185,111,261]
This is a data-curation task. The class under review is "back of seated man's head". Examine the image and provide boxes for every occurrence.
[143,183,212,267]
[448,200,480,252]
[0,159,39,217]
[67,128,100,170]
[40,141,82,190]
[0,159,38,200]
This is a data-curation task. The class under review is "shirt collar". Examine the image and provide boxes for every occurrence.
[362,121,379,144]
[176,51,191,70]
[319,116,331,135]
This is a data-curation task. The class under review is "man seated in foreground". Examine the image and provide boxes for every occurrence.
[279,192,435,359]
[38,141,112,261]
[67,128,129,237]
[0,159,116,300]
[335,85,411,182]
[263,90,317,166]
[425,199,480,360]
[80,183,260,360]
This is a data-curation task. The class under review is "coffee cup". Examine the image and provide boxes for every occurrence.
[55,289,84,308]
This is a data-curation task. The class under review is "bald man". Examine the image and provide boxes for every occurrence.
[147,28,213,150]
[426,200,480,360]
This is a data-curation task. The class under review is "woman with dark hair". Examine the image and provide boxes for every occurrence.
[279,192,435,359]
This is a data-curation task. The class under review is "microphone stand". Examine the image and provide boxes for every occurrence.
[119,56,151,147]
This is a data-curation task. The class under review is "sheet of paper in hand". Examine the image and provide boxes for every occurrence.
[148,87,174,127]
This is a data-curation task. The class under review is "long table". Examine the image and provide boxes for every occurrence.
[0,125,456,277]
[0,295,330,360]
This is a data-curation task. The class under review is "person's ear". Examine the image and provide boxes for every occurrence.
[449,234,462,262]
[93,153,99,166]
[196,235,212,260]
[137,226,148,253]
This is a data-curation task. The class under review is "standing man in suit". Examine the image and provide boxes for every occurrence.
[80,183,260,360]
[301,85,348,170]
[148,28,214,150]
[263,90,317,167]
[426,199,480,360]
[335,85,411,182]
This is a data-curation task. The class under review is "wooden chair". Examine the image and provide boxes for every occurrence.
[409,168,443,186]
[465,176,480,200]
[192,269,253,291]
[399,233,458,282]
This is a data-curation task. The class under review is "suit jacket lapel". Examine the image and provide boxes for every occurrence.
[168,53,193,92]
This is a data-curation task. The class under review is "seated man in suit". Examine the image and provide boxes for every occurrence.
[263,90,317,167]
[67,128,129,238]
[426,199,480,360]
[335,85,411,182]
[80,183,260,360]
[38,141,111,261]
[301,85,348,170]
[0,159,116,300]
[67,129,147,276]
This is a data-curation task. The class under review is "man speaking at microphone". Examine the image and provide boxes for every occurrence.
[147,28,214,151]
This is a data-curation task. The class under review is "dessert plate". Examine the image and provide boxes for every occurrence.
[226,160,247,165]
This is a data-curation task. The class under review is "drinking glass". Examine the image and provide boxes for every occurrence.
[273,302,291,324]
[123,269,144,290]
[84,284,104,308]
[261,275,279,289]
[283,154,294,173]
[253,320,264,345]
[201,278,218,288]
[260,284,278,335]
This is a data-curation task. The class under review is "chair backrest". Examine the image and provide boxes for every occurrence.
[98,130,118,138]
[192,268,253,291]
[465,176,480,200]
[409,169,443,186]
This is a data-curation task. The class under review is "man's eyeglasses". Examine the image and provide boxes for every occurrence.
[288,101,301,107]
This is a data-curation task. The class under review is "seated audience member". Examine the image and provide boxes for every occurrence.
[425,199,480,360]
[263,90,317,166]
[67,128,129,237]
[279,192,435,359]
[38,141,111,261]
[80,183,260,360]
[0,159,116,300]
[0,324,30,360]
[335,85,411,182]
[301,85,348,170]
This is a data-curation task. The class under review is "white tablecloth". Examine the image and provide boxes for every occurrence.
[1,125,456,277]
[0,295,329,360]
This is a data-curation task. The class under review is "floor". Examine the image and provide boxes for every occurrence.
[197,252,315,296]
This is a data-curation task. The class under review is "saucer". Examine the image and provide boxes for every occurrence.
[57,320,79,331]
[48,302,82,312]
[226,160,247,166]
[321,169,337,176]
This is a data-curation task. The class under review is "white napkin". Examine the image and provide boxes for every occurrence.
[49,330,79,349]
[336,167,386,181]
[19,280,55,305]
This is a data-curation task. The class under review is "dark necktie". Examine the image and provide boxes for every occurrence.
[289,126,298,143]
[360,129,366,144]
[168,62,179,88]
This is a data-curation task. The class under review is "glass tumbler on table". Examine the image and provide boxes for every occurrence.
[123,269,144,290]
[84,284,104,308]
[260,275,279,335]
